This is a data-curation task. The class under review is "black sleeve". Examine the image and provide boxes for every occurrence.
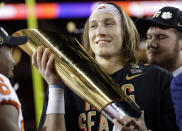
[159,71,179,131]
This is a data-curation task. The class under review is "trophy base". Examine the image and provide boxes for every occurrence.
[101,99,141,125]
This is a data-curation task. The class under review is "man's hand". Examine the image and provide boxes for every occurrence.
[112,111,148,131]
[32,46,61,85]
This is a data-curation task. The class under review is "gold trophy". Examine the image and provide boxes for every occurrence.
[13,29,141,124]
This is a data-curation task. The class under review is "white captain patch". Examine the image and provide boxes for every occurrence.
[161,12,172,19]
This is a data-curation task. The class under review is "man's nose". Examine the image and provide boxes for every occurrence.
[96,25,107,36]
[147,38,158,48]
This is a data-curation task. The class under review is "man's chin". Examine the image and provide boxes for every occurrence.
[148,59,169,69]
[148,59,161,66]
[8,72,14,78]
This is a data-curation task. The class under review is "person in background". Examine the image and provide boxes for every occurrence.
[136,6,182,77]
[0,27,27,131]
[136,6,182,130]
[171,72,182,131]
[35,3,178,131]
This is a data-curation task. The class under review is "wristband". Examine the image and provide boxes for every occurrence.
[46,85,65,114]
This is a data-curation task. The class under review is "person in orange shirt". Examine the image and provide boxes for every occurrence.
[0,26,27,131]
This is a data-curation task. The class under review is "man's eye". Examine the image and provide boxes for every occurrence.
[105,22,113,26]
[158,35,165,39]
[90,24,96,28]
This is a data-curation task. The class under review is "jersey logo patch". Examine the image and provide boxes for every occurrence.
[126,73,144,80]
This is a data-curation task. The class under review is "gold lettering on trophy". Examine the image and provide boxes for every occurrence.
[121,84,135,101]
[79,113,87,131]
[88,111,96,131]
[98,115,109,131]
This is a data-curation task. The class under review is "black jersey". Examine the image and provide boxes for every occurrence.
[39,64,179,131]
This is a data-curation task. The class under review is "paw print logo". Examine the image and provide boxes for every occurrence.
[161,12,172,19]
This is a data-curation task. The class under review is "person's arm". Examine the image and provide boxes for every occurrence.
[170,72,182,130]
[44,114,66,131]
[0,105,20,131]
[44,85,66,131]
[33,46,66,131]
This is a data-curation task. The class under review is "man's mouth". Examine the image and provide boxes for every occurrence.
[96,40,111,45]
[148,49,160,56]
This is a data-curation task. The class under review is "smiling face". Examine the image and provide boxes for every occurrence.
[88,12,123,59]
[146,26,181,71]
[0,46,16,78]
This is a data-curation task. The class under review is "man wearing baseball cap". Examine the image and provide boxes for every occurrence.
[0,26,28,131]
[136,6,182,75]
[0,27,27,47]
[136,6,182,130]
